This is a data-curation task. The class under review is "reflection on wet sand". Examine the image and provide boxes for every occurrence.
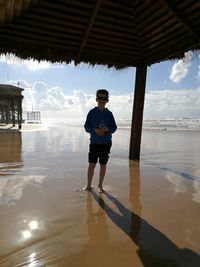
[87,192,109,245]
[0,132,22,170]
[66,193,111,266]
[0,126,200,266]
[129,161,142,244]
[0,175,46,206]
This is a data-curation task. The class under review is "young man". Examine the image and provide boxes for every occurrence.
[83,89,117,193]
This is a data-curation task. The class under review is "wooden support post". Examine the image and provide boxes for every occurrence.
[6,106,9,124]
[19,98,23,129]
[129,65,147,160]
[17,97,22,129]
[11,99,15,127]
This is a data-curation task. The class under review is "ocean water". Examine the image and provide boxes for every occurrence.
[117,117,200,131]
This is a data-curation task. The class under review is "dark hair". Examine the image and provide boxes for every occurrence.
[96,89,109,97]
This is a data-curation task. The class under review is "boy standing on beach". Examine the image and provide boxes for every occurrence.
[83,89,117,193]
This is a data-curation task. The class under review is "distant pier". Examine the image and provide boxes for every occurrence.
[0,84,24,130]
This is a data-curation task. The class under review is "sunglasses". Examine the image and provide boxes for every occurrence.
[97,96,108,101]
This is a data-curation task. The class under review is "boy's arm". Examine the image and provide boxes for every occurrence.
[108,112,117,134]
[84,112,95,134]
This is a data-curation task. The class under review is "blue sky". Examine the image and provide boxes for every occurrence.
[0,51,199,122]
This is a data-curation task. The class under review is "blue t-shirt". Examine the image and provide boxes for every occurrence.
[84,107,117,144]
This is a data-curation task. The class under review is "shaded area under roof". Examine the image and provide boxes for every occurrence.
[0,0,199,68]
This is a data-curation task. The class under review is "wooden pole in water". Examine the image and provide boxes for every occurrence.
[129,65,147,160]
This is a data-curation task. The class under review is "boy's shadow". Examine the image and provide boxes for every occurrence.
[90,161,200,267]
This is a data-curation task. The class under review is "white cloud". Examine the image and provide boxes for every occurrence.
[9,80,200,121]
[24,60,52,71]
[198,65,200,81]
[0,53,64,71]
[16,81,95,121]
[169,51,193,83]
[144,88,200,118]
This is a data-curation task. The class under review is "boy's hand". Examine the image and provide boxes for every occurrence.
[94,128,105,136]
[101,126,109,133]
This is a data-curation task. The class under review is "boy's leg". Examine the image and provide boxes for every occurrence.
[83,162,96,190]
[98,164,106,192]
[83,143,98,190]
[98,143,111,192]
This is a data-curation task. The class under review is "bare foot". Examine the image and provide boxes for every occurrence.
[82,186,93,191]
[98,187,105,193]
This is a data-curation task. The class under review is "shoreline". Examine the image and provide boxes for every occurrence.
[0,123,48,133]
[1,121,200,134]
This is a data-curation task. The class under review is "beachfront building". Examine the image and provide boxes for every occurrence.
[0,1,199,159]
[0,84,24,130]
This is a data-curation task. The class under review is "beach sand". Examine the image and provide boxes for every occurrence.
[0,124,200,266]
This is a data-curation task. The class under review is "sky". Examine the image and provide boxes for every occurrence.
[0,51,199,122]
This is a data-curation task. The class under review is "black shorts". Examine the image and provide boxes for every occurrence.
[88,143,112,165]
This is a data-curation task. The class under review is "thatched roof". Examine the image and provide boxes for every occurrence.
[0,0,199,68]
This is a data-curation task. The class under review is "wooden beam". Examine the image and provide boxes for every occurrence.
[160,0,200,41]
[144,36,197,65]
[129,65,147,160]
[76,0,102,60]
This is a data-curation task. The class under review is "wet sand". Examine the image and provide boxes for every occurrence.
[0,124,200,266]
